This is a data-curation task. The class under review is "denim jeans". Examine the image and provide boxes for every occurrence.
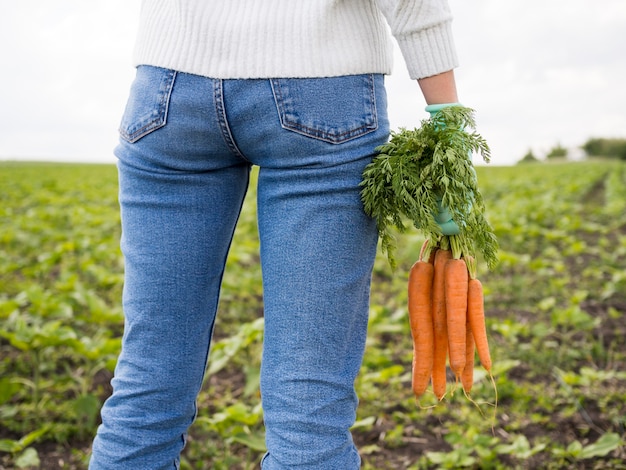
[89,66,390,469]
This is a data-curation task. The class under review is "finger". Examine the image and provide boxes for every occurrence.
[439,219,460,236]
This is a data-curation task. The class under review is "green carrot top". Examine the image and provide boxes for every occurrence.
[360,106,498,275]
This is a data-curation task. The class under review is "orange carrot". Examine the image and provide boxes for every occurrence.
[431,249,451,400]
[467,278,492,372]
[444,258,468,380]
[461,315,475,394]
[407,260,434,397]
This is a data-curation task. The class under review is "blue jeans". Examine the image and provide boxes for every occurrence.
[89,66,390,469]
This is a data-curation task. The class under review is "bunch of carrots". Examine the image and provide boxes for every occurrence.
[408,237,492,402]
[360,106,498,404]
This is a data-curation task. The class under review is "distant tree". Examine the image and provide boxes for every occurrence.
[518,149,539,164]
[581,138,626,160]
[546,143,568,160]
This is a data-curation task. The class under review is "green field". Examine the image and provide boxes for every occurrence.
[1,160,625,469]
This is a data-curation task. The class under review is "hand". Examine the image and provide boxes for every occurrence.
[426,102,470,236]
[434,196,461,236]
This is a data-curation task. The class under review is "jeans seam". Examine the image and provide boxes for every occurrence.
[213,79,248,160]
[369,73,378,134]
[119,68,178,143]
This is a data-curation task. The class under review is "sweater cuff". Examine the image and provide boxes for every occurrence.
[395,20,459,80]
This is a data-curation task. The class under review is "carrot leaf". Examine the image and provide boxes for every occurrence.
[360,106,498,271]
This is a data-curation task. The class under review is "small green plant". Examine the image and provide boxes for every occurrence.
[0,427,49,469]
[551,432,622,462]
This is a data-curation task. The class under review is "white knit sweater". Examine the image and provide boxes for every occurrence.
[133,0,458,80]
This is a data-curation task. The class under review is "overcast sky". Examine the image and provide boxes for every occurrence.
[1,1,625,165]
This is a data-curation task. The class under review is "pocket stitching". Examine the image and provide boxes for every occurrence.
[119,69,177,143]
[271,75,378,145]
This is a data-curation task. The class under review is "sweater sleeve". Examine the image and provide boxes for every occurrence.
[374,0,459,79]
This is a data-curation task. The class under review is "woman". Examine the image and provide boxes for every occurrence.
[90,1,462,468]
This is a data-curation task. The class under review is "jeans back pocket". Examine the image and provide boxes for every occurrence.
[119,66,177,143]
[270,74,379,144]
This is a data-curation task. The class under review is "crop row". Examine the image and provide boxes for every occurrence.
[1,161,625,469]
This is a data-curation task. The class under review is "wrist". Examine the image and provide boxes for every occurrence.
[417,70,458,105]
